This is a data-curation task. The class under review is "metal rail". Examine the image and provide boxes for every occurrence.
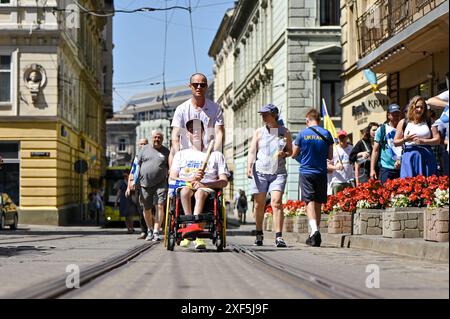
[5,242,159,299]
[229,243,379,299]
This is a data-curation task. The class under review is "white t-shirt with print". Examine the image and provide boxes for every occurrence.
[331,144,355,184]
[171,149,229,184]
[171,98,224,150]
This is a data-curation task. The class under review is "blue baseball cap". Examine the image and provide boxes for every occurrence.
[258,104,279,114]
[388,103,401,113]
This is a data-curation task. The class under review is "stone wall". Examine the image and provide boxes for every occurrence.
[353,209,383,235]
[383,208,425,238]
[424,208,449,242]
[328,212,352,234]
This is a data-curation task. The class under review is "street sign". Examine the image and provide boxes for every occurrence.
[74,159,88,174]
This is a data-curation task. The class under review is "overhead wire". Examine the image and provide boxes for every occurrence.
[188,0,198,72]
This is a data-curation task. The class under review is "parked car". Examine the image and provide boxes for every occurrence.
[0,193,18,230]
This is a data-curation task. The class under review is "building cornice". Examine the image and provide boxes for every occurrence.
[286,26,341,38]
[208,8,234,58]
[229,0,258,40]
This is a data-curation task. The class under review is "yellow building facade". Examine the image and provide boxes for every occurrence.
[0,1,113,225]
[340,0,448,140]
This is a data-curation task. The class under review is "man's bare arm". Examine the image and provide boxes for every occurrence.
[169,126,181,168]
[214,125,225,152]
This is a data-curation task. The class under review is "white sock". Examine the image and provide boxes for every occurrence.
[148,228,153,234]
[309,219,318,235]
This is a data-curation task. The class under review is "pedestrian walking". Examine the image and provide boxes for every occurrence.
[236,190,248,224]
[115,171,138,234]
[292,108,334,247]
[136,138,170,241]
[169,73,224,167]
[370,104,403,183]
[328,130,355,194]
[247,104,293,248]
[88,190,103,226]
[350,122,379,185]
[394,96,440,178]
[127,138,149,239]
[149,129,170,241]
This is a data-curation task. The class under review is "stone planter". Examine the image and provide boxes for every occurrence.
[283,216,295,232]
[424,207,449,242]
[383,207,425,238]
[327,212,352,234]
[293,215,308,233]
[353,209,384,235]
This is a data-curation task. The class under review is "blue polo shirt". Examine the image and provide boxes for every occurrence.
[294,126,333,175]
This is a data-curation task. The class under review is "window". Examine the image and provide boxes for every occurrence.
[320,0,340,26]
[118,138,127,152]
[321,80,342,117]
[0,0,11,4]
[0,55,11,103]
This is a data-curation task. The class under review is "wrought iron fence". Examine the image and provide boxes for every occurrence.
[356,0,446,58]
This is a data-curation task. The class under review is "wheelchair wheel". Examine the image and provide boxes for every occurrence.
[167,232,175,251]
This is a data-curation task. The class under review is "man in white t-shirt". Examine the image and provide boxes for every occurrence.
[169,73,225,167]
[170,119,229,249]
[327,130,355,194]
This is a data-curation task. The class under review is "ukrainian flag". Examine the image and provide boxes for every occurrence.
[322,98,338,143]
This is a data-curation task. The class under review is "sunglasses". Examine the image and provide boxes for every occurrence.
[190,83,207,88]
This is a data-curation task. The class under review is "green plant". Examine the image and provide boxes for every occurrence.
[431,188,449,208]
[390,194,410,208]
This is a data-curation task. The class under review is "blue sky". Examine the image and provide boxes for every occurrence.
[112,0,235,111]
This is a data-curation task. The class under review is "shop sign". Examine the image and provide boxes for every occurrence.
[31,152,50,157]
[352,93,390,126]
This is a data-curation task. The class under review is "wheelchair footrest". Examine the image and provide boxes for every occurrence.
[181,231,213,240]
[178,214,214,223]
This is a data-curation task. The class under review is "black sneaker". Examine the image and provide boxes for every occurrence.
[275,237,287,248]
[254,234,264,246]
[308,231,322,247]
[305,235,312,246]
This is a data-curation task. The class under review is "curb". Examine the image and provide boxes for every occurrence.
[266,231,449,263]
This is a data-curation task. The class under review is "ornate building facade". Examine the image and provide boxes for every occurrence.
[211,0,342,200]
[0,0,114,225]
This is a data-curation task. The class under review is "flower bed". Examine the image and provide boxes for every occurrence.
[322,175,449,215]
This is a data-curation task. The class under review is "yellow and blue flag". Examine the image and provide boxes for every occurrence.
[322,98,338,143]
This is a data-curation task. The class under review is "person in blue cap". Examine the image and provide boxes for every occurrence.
[370,103,403,183]
[247,104,293,248]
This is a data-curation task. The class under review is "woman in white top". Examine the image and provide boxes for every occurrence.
[394,96,440,178]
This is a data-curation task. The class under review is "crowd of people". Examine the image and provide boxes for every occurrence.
[114,71,448,250]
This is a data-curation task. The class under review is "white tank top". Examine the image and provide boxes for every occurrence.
[404,122,431,146]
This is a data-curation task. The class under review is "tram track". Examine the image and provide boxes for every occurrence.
[4,241,159,299]
[0,234,87,246]
[228,242,379,299]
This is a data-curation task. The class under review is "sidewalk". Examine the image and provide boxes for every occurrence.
[227,218,449,263]
[265,230,449,263]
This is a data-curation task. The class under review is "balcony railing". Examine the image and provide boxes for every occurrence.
[356,0,446,58]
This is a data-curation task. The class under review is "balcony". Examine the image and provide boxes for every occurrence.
[357,0,447,58]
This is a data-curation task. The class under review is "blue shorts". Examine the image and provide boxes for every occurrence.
[250,171,287,195]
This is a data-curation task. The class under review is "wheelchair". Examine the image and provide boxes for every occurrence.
[164,187,227,252]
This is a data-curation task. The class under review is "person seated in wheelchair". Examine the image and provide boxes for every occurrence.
[170,119,230,248]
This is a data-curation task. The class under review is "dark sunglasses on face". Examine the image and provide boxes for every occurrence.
[191,83,207,88]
